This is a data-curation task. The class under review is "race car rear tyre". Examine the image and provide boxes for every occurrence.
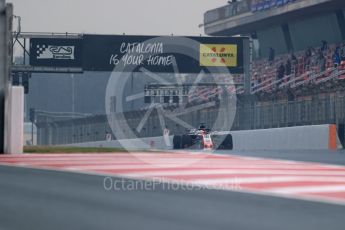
[173,135,182,149]
[181,135,192,148]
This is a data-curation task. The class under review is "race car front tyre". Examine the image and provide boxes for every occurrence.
[212,134,233,150]
[220,134,233,150]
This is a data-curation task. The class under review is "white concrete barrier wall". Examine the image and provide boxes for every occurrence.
[66,124,341,151]
[230,124,339,150]
[4,86,24,154]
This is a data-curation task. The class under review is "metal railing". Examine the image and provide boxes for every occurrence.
[232,96,341,131]
[204,0,252,25]
[251,67,345,94]
[204,0,303,25]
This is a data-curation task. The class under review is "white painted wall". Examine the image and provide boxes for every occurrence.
[66,124,341,151]
[230,125,337,150]
[4,86,24,154]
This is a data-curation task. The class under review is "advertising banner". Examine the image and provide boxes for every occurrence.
[30,38,82,68]
[82,35,245,73]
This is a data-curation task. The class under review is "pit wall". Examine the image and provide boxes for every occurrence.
[229,124,340,150]
[66,124,341,151]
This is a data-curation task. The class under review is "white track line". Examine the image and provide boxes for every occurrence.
[5,163,342,172]
[192,176,345,185]
[268,185,345,194]
[119,169,345,177]
[65,164,191,170]
[12,162,343,170]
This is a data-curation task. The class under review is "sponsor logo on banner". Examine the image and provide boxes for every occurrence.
[199,44,237,67]
[36,45,75,60]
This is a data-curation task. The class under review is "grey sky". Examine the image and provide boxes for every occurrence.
[8,0,226,36]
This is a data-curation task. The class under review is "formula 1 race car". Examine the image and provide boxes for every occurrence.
[172,123,233,150]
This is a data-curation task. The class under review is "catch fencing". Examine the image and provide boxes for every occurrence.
[35,93,345,145]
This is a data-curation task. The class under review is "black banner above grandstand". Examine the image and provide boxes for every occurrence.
[82,35,246,73]
[30,38,83,68]
[29,35,246,73]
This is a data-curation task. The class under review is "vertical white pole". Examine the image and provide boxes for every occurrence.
[6,86,24,154]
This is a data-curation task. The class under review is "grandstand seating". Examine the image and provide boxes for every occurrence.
[250,42,345,95]
[183,40,345,101]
